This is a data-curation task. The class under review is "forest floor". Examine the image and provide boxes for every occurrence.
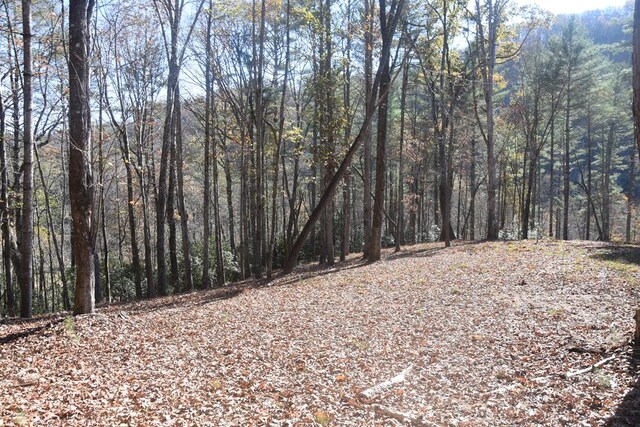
[1,240,640,426]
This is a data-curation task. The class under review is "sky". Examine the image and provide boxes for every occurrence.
[519,0,630,14]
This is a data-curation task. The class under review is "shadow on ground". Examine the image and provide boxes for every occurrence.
[607,352,640,426]
[119,286,246,316]
[587,244,640,266]
[0,318,64,345]
[583,243,640,426]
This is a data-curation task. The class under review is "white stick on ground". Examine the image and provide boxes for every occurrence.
[360,364,414,398]
[564,355,615,379]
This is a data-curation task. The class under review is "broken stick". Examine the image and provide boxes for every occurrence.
[360,364,414,398]
[564,355,615,379]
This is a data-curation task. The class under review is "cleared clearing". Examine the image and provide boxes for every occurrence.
[1,240,639,426]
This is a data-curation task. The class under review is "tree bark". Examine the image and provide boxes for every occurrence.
[69,0,96,315]
[167,135,179,292]
[369,0,397,262]
[586,109,592,240]
[19,0,34,318]
[153,0,181,298]
[563,72,571,241]
[202,0,213,288]
[284,0,405,274]
[549,98,555,238]
[627,150,635,243]
[267,0,291,277]
[602,122,615,241]
[36,148,70,310]
[251,0,267,278]
[174,87,193,292]
[633,0,640,350]
[362,0,374,258]
[97,84,110,304]
[396,43,409,251]
[0,89,15,316]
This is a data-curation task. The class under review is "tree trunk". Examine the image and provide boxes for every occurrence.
[202,0,213,288]
[174,87,193,292]
[19,0,34,318]
[284,0,405,274]
[0,90,15,316]
[369,58,390,262]
[153,0,181,298]
[469,139,477,240]
[341,0,354,261]
[521,139,539,240]
[627,150,635,243]
[36,149,70,310]
[322,0,335,266]
[586,110,592,240]
[222,131,236,254]
[251,0,267,278]
[97,88,109,304]
[212,120,225,286]
[267,0,291,277]
[69,0,96,315]
[362,0,374,258]
[167,138,179,292]
[342,172,351,260]
[396,48,408,250]
[563,72,572,241]
[549,101,555,238]
[635,309,640,346]
[476,0,501,241]
[633,0,640,351]
[602,122,615,241]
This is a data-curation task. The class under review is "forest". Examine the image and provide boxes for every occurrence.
[3,0,640,425]
[0,0,636,318]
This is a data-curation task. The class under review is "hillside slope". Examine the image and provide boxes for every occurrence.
[1,241,639,426]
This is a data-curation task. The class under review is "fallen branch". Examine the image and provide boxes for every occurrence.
[360,364,414,399]
[372,404,429,426]
[564,355,615,379]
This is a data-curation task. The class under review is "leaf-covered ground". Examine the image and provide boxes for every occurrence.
[1,240,640,426]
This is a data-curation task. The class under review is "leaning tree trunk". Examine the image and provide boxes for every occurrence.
[284,0,405,274]
[69,0,96,315]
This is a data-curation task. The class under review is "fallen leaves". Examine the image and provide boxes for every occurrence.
[0,240,639,425]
